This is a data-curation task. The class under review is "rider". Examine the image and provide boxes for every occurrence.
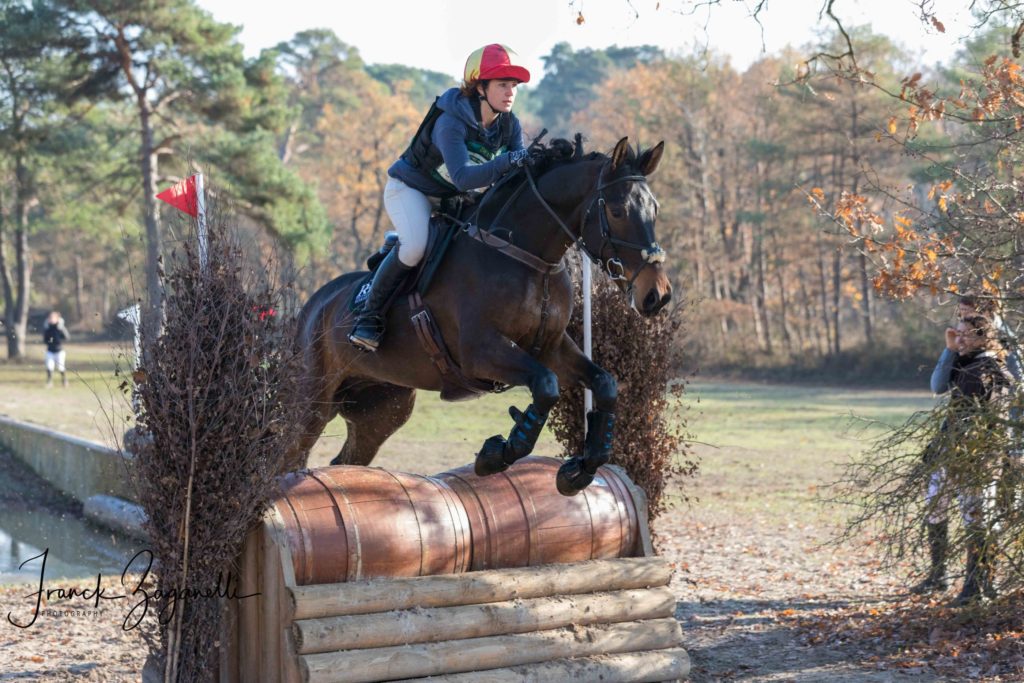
[348,44,532,352]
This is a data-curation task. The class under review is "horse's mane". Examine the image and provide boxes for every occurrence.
[473,134,645,224]
[529,133,603,174]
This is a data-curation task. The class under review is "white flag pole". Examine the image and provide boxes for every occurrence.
[195,173,208,270]
[582,253,593,436]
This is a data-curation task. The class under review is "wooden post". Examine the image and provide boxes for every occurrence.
[237,526,261,682]
[293,586,675,654]
[299,618,683,683]
[261,522,282,678]
[288,557,671,620]
[400,647,692,682]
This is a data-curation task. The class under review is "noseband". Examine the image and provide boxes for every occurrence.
[525,161,665,290]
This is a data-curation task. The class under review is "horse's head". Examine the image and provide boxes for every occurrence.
[581,137,672,317]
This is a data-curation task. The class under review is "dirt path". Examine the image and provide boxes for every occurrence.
[657,509,941,681]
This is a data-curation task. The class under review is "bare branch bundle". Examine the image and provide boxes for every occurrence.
[549,260,697,522]
[125,197,306,682]
[834,395,1024,598]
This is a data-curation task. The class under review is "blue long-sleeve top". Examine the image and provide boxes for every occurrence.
[932,317,1024,394]
[389,87,524,197]
[931,348,957,394]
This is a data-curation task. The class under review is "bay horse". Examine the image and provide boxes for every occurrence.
[288,136,671,495]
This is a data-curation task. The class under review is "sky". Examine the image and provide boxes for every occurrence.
[197,0,980,81]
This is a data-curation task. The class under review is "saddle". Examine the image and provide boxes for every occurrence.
[352,196,469,309]
[352,197,502,402]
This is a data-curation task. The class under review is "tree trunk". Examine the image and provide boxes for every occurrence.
[858,248,874,344]
[798,267,822,356]
[753,229,772,355]
[0,188,16,358]
[8,154,31,360]
[138,100,164,342]
[832,247,842,356]
[279,120,299,165]
[816,235,832,353]
[772,238,793,354]
[74,254,84,322]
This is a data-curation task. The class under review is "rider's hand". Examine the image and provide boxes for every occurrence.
[508,148,530,168]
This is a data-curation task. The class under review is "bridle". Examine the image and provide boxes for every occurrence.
[524,160,665,291]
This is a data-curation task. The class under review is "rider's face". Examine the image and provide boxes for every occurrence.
[480,80,518,113]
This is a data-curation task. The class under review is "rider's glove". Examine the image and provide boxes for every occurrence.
[508,148,530,168]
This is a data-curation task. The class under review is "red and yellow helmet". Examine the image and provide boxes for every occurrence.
[464,44,531,84]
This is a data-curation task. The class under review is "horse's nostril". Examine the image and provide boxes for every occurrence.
[660,292,672,307]
[644,290,658,311]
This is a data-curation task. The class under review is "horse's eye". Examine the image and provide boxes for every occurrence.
[609,207,625,219]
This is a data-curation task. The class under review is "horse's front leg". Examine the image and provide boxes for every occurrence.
[546,332,617,496]
[464,335,560,477]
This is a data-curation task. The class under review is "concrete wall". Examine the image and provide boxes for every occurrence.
[0,415,135,503]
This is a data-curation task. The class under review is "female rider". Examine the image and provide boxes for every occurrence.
[348,44,532,351]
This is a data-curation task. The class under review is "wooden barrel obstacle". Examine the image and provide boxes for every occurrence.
[221,456,690,682]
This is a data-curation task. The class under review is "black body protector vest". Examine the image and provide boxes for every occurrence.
[400,96,514,198]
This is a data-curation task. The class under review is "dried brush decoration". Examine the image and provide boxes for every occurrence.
[125,196,306,682]
[548,258,697,523]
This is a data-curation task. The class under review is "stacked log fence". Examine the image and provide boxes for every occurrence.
[221,456,689,682]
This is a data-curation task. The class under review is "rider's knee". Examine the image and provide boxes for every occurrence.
[592,372,617,412]
[396,241,424,267]
[531,372,560,413]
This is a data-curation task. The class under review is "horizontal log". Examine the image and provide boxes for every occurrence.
[289,556,670,620]
[294,586,675,654]
[300,617,682,683]
[400,647,692,682]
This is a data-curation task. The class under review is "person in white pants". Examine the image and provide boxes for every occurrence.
[348,44,532,352]
[42,311,69,388]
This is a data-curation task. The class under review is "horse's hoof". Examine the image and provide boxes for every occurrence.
[556,458,594,496]
[475,435,510,476]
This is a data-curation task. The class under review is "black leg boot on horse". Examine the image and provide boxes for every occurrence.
[348,249,414,352]
[475,404,549,476]
[556,410,615,496]
[475,372,560,476]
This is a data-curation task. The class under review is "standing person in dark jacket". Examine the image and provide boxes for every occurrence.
[348,43,531,352]
[42,311,69,388]
[920,315,1011,604]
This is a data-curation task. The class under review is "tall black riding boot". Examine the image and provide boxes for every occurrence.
[952,529,988,606]
[911,521,948,594]
[348,249,413,352]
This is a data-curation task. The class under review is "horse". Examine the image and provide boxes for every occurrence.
[288,136,672,495]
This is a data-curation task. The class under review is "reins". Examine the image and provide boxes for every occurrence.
[439,150,666,293]
[522,161,665,292]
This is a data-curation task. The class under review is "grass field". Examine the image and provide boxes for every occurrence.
[0,340,935,521]
[683,381,934,521]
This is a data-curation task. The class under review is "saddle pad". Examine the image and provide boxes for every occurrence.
[348,273,373,312]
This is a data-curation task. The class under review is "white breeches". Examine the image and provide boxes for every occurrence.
[45,350,66,373]
[384,176,436,267]
[925,468,995,525]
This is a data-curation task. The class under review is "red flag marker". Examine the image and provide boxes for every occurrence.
[155,175,199,217]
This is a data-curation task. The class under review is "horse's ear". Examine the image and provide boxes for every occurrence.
[637,141,665,176]
[610,137,630,172]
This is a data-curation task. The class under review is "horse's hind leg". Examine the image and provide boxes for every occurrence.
[281,380,344,473]
[331,383,417,466]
